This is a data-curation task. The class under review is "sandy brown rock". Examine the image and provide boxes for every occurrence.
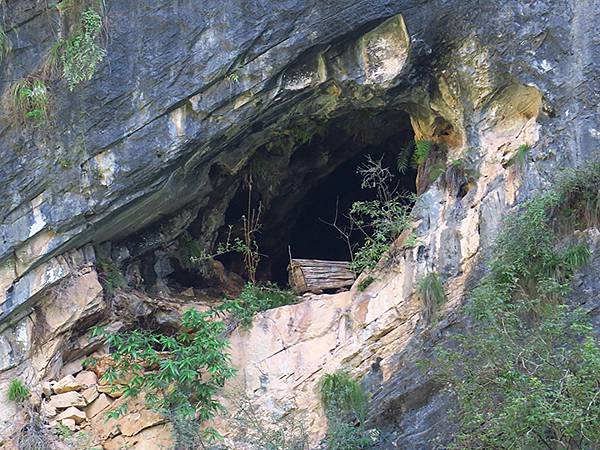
[60,418,76,431]
[56,407,86,424]
[82,385,99,404]
[41,381,53,398]
[97,383,124,398]
[119,409,165,437]
[52,375,81,394]
[49,391,86,409]
[40,401,57,418]
[85,393,113,420]
[74,371,97,388]
[103,423,173,450]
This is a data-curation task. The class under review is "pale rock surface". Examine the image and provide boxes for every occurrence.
[49,391,86,409]
[60,418,76,431]
[74,370,97,388]
[56,407,86,424]
[40,401,57,418]
[82,385,99,404]
[85,393,113,419]
[52,374,81,394]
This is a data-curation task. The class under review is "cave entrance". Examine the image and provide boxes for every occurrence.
[221,109,417,286]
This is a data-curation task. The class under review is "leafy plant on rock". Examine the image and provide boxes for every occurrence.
[101,307,235,447]
[7,378,30,403]
[319,371,374,450]
[222,282,296,329]
[12,79,49,122]
[436,164,600,449]
[55,7,106,90]
[412,140,433,167]
[416,271,446,323]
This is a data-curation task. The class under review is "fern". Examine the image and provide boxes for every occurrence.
[58,7,106,90]
[412,140,433,167]
[396,142,413,174]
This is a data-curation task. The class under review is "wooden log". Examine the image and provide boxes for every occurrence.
[288,259,356,293]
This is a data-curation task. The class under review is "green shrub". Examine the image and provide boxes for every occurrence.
[508,143,530,167]
[102,307,235,444]
[320,371,373,449]
[232,396,309,449]
[57,7,106,90]
[12,79,49,121]
[356,275,375,292]
[346,157,414,274]
[412,140,433,167]
[320,371,368,422]
[436,164,600,449]
[416,272,446,322]
[8,378,30,403]
[223,282,296,328]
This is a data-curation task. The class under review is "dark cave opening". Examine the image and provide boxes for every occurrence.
[170,109,417,291]
[229,111,416,286]
[264,131,417,285]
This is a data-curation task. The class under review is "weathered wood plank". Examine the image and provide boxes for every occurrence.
[288,259,356,293]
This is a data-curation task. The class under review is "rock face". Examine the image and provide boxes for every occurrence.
[0,0,599,449]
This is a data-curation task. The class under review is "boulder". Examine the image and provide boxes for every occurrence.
[119,409,165,437]
[97,383,124,398]
[40,401,57,418]
[52,375,81,394]
[56,407,86,424]
[49,391,86,409]
[41,381,53,398]
[59,360,84,378]
[85,393,113,420]
[60,418,76,431]
[82,386,99,404]
[74,371,97,388]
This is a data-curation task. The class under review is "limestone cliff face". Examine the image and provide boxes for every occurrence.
[0,0,599,449]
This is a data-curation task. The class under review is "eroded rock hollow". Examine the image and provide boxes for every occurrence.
[0,0,599,449]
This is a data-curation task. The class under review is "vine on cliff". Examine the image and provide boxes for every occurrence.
[437,165,600,449]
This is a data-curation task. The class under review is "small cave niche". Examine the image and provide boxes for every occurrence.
[217,110,418,286]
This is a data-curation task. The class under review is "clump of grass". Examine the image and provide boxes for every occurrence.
[356,275,375,292]
[509,143,530,167]
[416,271,446,322]
[320,371,368,423]
[8,378,30,403]
[12,79,49,121]
[320,371,374,449]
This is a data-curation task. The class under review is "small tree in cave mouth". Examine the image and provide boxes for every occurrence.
[327,155,416,274]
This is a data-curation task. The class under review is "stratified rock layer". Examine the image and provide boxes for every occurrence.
[0,0,599,449]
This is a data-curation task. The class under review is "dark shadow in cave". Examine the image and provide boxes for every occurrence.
[194,110,417,289]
